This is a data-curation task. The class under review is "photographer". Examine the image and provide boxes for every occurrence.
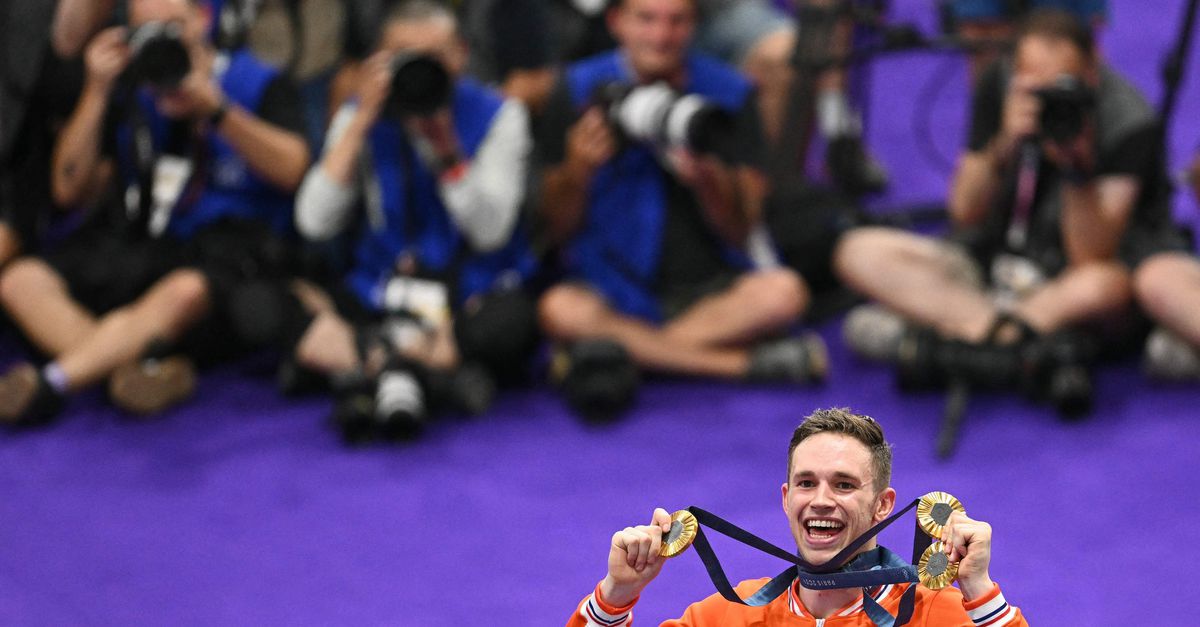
[535,0,826,417]
[1132,153,1200,381]
[0,0,310,425]
[291,0,537,440]
[834,10,1187,409]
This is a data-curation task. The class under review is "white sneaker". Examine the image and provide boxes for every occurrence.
[842,304,907,363]
[1143,327,1200,381]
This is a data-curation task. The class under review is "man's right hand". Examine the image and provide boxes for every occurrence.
[84,26,131,95]
[993,75,1040,164]
[354,51,394,128]
[598,508,673,608]
[565,107,616,181]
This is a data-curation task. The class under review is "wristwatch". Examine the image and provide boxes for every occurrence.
[208,98,230,127]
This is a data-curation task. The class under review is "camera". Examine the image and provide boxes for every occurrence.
[1033,74,1096,143]
[384,52,452,118]
[126,21,192,90]
[592,82,736,160]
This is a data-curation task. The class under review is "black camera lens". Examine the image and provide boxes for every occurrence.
[1034,74,1096,143]
[126,21,192,90]
[385,53,452,117]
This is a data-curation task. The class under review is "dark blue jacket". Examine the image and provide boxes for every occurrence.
[563,51,754,322]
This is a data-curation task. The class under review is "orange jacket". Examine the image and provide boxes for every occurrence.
[569,578,1028,627]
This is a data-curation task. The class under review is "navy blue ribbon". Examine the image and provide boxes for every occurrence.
[685,499,931,626]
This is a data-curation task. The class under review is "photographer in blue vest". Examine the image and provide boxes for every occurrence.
[535,0,827,419]
[292,0,537,441]
[0,0,310,425]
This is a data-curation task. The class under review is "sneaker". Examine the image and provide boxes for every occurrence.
[0,363,64,427]
[374,367,427,440]
[429,362,495,417]
[555,339,640,423]
[747,333,828,384]
[1143,327,1200,381]
[842,304,907,363]
[108,355,197,416]
[330,373,375,445]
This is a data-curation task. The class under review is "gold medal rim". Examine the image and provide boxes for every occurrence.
[916,491,966,539]
[660,510,699,558]
[917,542,960,590]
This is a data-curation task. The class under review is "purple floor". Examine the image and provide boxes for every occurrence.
[3,1,1200,625]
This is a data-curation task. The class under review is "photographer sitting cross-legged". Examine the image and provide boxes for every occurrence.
[291,0,538,441]
[535,0,827,419]
[0,0,310,425]
[834,10,1188,413]
[1131,153,1200,381]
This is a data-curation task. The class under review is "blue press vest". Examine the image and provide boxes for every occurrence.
[564,51,754,322]
[116,49,295,239]
[348,79,534,311]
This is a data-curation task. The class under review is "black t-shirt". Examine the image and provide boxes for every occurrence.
[536,70,766,295]
[965,61,1177,273]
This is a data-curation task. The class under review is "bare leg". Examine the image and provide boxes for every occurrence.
[1134,252,1200,347]
[539,285,751,378]
[0,223,21,268]
[1016,261,1132,334]
[0,257,98,356]
[834,227,996,341]
[662,269,806,347]
[56,269,211,391]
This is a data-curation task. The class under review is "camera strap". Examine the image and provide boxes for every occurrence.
[127,94,158,237]
[684,500,928,626]
[1005,142,1040,252]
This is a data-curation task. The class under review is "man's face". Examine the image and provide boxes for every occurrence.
[379,16,467,77]
[781,433,896,564]
[609,0,695,82]
[1014,35,1094,91]
[129,0,210,118]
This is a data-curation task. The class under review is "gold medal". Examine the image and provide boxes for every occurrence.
[660,510,699,558]
[916,491,965,539]
[917,541,959,590]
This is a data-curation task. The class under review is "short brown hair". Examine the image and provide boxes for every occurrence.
[787,408,893,493]
[1017,8,1095,59]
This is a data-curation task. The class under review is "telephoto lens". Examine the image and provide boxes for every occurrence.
[384,52,452,117]
[595,82,736,160]
[126,21,192,90]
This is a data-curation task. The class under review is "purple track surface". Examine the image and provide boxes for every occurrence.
[3,1,1200,625]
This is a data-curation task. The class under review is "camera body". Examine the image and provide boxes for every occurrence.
[384,52,452,118]
[126,21,192,90]
[592,82,736,160]
[1033,74,1096,143]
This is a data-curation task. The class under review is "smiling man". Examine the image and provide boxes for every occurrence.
[567,408,1028,626]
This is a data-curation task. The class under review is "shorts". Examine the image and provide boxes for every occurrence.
[656,272,739,321]
[952,0,1107,22]
[45,227,184,315]
[694,0,794,65]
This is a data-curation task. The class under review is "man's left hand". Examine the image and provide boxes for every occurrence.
[940,510,995,602]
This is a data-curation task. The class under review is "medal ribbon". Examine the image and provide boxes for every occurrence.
[684,498,933,627]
